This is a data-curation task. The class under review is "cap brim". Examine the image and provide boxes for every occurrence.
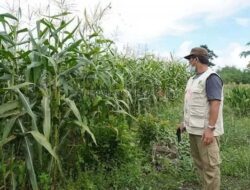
[184,54,193,59]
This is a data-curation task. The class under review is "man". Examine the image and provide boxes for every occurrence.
[180,47,224,190]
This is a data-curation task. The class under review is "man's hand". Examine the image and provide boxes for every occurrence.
[177,122,186,133]
[202,128,214,145]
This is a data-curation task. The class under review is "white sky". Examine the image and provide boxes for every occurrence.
[1,0,250,69]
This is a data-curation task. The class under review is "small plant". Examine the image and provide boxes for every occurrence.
[38,173,51,190]
[137,114,177,155]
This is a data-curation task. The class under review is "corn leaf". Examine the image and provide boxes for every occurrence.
[29,131,59,161]
[64,98,82,122]
[5,82,33,90]
[18,119,38,190]
[61,21,81,44]
[0,13,18,21]
[0,110,21,118]
[58,62,85,76]
[74,120,96,145]
[41,96,51,140]
[0,101,19,115]
[29,130,64,177]
[2,117,17,139]
[0,116,18,147]
[64,98,96,144]
[14,88,42,165]
[15,89,38,131]
[0,32,15,45]
[58,39,82,56]
[46,11,72,19]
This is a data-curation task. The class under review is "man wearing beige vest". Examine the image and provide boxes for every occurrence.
[180,47,224,190]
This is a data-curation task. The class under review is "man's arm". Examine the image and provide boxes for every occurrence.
[208,100,221,126]
[202,74,223,145]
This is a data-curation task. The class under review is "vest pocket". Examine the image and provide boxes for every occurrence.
[189,116,205,128]
[190,106,205,116]
[189,106,205,128]
[190,88,205,106]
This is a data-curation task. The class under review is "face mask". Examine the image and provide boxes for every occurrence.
[188,65,196,73]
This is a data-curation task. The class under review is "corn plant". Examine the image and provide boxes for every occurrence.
[226,85,250,116]
[0,12,99,189]
[0,8,188,189]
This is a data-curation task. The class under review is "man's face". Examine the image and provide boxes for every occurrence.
[188,57,198,67]
[187,56,198,73]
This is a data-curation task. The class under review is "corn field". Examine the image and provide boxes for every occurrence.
[0,11,189,189]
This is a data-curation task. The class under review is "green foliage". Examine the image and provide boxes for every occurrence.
[137,114,173,151]
[0,159,26,190]
[220,113,250,189]
[200,44,218,66]
[222,147,250,178]
[218,66,250,84]
[225,85,250,116]
[80,121,135,170]
[2,5,249,190]
[137,114,159,150]
[0,8,188,188]
[240,42,250,58]
[38,173,51,190]
[5,4,249,190]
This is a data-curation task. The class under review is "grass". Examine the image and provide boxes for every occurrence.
[220,115,250,189]
[154,98,250,189]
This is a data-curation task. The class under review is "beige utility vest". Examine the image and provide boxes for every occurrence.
[184,68,224,136]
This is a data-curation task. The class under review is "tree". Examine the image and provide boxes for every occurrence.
[200,45,218,66]
[218,66,250,84]
[240,42,250,58]
[240,42,250,70]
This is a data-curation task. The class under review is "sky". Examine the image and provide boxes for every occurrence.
[1,0,250,70]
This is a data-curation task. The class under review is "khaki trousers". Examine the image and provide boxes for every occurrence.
[189,134,221,190]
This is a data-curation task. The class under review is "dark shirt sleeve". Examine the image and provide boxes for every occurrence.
[206,74,223,101]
